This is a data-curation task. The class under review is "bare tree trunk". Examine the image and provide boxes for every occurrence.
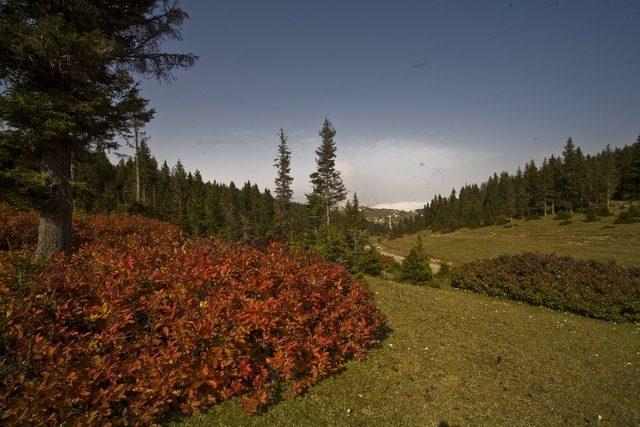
[134,121,141,204]
[35,142,72,261]
[326,202,330,225]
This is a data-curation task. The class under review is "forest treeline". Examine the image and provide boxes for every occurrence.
[392,136,640,236]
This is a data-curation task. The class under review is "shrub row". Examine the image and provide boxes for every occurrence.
[0,203,183,252]
[451,253,640,322]
[0,210,384,424]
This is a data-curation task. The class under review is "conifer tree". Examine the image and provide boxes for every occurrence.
[0,0,196,260]
[274,128,294,235]
[598,145,619,210]
[629,135,640,199]
[274,128,294,206]
[224,182,242,241]
[187,170,207,236]
[170,161,188,230]
[309,118,347,224]
[399,237,432,285]
[561,138,581,211]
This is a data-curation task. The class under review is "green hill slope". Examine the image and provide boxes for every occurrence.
[379,212,640,267]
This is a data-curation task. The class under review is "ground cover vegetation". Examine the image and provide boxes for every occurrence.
[0,206,385,424]
[178,277,640,426]
[450,253,640,322]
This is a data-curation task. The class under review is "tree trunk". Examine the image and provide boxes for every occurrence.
[326,202,331,225]
[134,122,141,204]
[35,142,73,261]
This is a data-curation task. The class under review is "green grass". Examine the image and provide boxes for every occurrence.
[175,277,640,426]
[379,212,640,267]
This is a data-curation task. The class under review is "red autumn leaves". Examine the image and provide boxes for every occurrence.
[0,206,385,424]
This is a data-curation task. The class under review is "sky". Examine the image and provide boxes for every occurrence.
[133,0,640,210]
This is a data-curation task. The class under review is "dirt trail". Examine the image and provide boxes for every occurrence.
[376,246,441,274]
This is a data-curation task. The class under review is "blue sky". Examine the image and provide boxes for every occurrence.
[133,0,640,209]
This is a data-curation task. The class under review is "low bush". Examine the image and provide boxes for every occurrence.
[451,253,640,322]
[554,210,572,220]
[0,212,384,424]
[583,206,600,222]
[597,205,613,217]
[0,203,37,250]
[558,219,572,226]
[494,215,511,226]
[614,204,640,224]
[380,254,401,274]
[0,203,181,252]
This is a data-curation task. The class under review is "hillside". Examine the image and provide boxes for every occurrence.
[178,276,640,426]
[378,209,640,268]
[360,206,417,227]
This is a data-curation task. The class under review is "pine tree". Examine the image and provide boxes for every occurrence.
[0,1,196,261]
[274,128,294,206]
[170,161,188,230]
[274,128,294,235]
[187,170,207,236]
[399,237,432,285]
[561,138,581,211]
[598,145,619,210]
[309,118,347,225]
[224,182,242,241]
[629,135,640,199]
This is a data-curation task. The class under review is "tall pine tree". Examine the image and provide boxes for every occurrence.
[0,0,196,260]
[274,128,294,234]
[309,118,347,225]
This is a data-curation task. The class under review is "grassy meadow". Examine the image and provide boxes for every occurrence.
[379,209,640,267]
[177,277,640,426]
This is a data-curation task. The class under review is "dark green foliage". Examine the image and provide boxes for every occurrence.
[308,118,347,225]
[554,210,572,220]
[495,215,510,226]
[614,204,640,224]
[558,219,572,226]
[274,128,294,235]
[583,206,600,222]
[451,253,640,322]
[398,238,432,285]
[438,263,451,276]
[0,0,196,259]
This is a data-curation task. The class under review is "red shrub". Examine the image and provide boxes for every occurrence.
[0,203,183,251]
[0,204,38,251]
[0,213,384,425]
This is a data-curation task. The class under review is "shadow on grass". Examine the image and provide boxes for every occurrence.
[163,318,394,424]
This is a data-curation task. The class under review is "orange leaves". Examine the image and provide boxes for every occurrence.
[0,211,385,425]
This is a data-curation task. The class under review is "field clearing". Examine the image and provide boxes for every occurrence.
[379,212,640,267]
[177,277,640,426]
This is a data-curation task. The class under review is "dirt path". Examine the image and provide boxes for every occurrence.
[376,246,441,274]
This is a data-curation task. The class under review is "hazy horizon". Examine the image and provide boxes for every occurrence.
[126,0,640,208]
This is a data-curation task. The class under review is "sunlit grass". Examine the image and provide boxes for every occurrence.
[380,207,640,267]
